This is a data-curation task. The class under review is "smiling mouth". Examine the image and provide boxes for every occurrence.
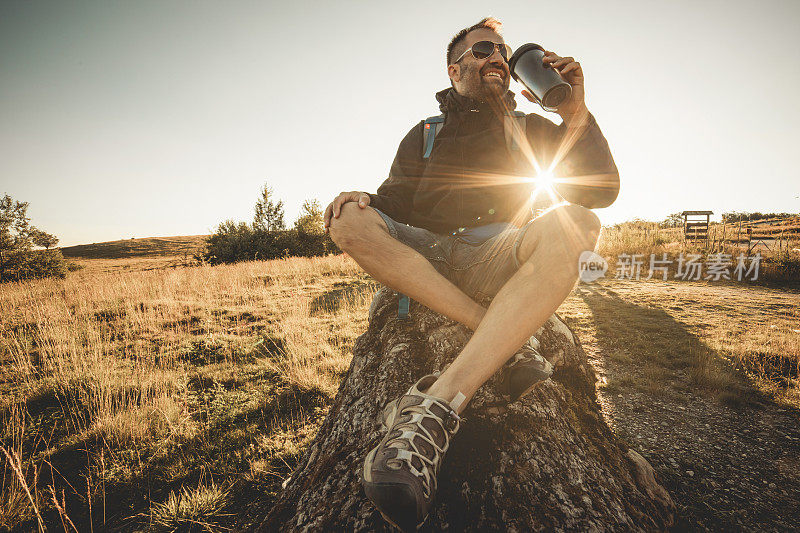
[483,71,504,81]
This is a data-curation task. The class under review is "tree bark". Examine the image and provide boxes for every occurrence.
[259,287,675,531]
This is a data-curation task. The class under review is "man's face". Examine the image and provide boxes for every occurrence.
[448,28,511,103]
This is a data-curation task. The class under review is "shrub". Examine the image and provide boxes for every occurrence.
[202,220,254,264]
[201,225,339,265]
[202,191,340,265]
[1,194,68,282]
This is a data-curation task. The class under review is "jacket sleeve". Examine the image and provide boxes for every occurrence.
[367,121,425,224]
[527,112,620,209]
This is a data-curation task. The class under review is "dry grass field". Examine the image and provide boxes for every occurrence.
[597,218,800,283]
[1,254,377,531]
[2,225,799,530]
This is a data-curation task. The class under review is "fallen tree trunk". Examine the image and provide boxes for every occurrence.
[259,287,675,531]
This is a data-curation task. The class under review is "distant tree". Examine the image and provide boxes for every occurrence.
[721,211,797,224]
[253,185,285,232]
[30,228,59,249]
[293,199,325,236]
[292,198,340,257]
[0,194,67,282]
[659,212,684,228]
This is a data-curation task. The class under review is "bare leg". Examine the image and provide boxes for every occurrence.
[425,204,601,410]
[328,203,486,330]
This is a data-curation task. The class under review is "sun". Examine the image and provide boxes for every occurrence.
[520,170,556,190]
[536,170,556,191]
[527,169,558,199]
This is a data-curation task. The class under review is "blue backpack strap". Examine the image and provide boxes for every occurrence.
[504,111,527,152]
[397,293,410,319]
[422,114,445,159]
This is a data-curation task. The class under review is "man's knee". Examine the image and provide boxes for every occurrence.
[328,203,384,251]
[521,203,601,261]
[558,203,600,243]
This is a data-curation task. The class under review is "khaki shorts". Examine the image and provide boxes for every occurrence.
[373,208,535,302]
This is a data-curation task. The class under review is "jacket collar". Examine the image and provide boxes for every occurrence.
[435,87,518,115]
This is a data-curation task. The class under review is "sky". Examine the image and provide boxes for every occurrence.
[1,1,799,247]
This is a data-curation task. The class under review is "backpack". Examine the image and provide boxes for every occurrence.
[396,111,528,319]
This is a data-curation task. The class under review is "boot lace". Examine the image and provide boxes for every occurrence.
[385,398,460,497]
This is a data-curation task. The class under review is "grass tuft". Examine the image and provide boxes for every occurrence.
[148,482,231,533]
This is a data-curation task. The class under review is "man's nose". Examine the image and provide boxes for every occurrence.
[488,51,506,67]
[488,47,507,65]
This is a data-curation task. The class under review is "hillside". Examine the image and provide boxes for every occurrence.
[54,215,800,261]
[59,234,209,259]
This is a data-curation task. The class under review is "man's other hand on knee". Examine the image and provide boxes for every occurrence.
[324,191,371,233]
[327,195,375,252]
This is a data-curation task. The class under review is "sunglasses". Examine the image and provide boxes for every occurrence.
[453,40,513,64]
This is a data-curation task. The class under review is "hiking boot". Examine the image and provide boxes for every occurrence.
[499,335,553,402]
[361,374,462,531]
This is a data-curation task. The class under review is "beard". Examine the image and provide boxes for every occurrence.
[459,61,510,103]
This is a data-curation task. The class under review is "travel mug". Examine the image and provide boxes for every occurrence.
[509,43,572,112]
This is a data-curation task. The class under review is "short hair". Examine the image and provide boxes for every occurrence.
[446,17,503,66]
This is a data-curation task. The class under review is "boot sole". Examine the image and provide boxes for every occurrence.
[511,375,551,403]
[378,509,429,532]
[503,358,554,403]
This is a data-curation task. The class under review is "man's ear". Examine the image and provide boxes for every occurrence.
[447,63,460,84]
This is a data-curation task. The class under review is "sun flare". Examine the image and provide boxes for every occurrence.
[526,170,559,201]
[536,170,555,190]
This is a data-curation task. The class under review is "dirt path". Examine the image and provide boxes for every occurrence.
[559,279,800,531]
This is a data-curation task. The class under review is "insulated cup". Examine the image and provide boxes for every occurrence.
[509,43,572,112]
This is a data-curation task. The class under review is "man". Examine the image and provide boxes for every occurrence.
[325,17,619,531]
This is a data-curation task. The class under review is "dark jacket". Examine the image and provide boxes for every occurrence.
[367,88,620,235]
